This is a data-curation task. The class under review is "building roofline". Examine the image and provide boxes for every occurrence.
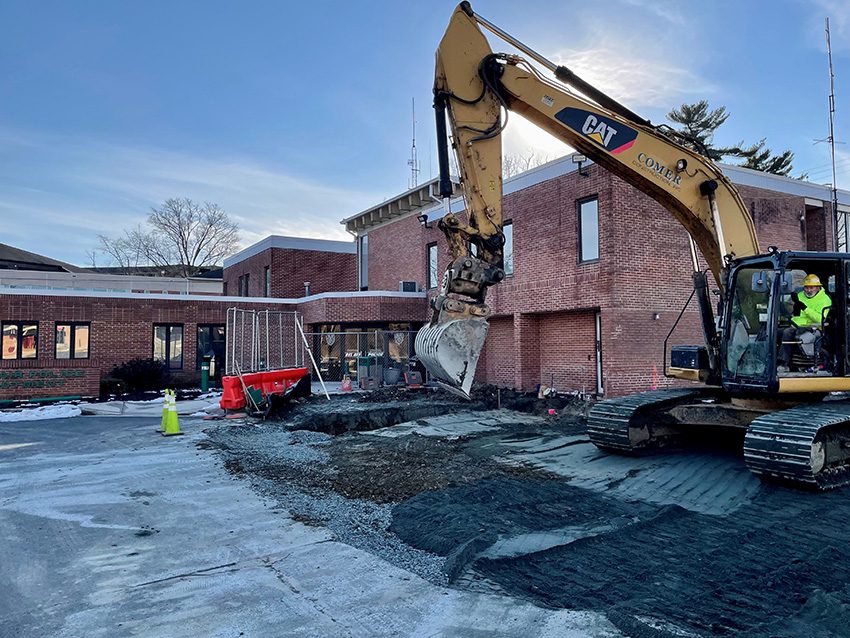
[719,163,850,204]
[353,154,849,234]
[0,287,425,304]
[341,177,460,235]
[224,235,356,268]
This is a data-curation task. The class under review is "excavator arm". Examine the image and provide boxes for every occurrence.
[415,2,760,396]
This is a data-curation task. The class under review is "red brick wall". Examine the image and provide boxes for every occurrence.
[538,309,597,394]
[299,295,427,328]
[368,215,445,292]
[366,164,824,396]
[0,294,295,400]
[478,315,514,387]
[224,247,357,298]
[272,248,357,298]
[738,184,806,251]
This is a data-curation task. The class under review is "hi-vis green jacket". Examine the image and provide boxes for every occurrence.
[792,289,831,328]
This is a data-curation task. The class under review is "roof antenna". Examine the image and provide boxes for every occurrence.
[408,98,420,189]
[816,18,842,249]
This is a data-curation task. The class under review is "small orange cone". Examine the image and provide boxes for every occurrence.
[162,390,183,436]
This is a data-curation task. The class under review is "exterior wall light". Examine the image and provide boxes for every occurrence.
[572,153,590,177]
[652,312,661,321]
[417,213,433,229]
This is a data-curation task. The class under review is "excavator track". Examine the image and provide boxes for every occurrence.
[744,401,850,490]
[587,389,710,453]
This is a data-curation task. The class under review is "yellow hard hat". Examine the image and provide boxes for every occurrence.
[802,274,822,287]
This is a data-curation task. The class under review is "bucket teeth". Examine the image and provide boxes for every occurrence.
[415,318,489,398]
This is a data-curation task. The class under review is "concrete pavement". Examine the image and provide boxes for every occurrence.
[0,416,619,638]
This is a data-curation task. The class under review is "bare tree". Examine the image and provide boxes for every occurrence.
[503,151,552,178]
[96,199,239,277]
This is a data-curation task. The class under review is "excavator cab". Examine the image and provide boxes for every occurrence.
[721,252,845,395]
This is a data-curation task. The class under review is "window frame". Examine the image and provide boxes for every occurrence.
[263,266,271,297]
[577,196,600,264]
[502,220,514,277]
[55,321,91,360]
[152,323,184,371]
[2,321,39,360]
[427,242,439,290]
[358,234,369,291]
[196,323,226,371]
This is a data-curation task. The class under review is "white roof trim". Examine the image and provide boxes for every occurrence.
[224,235,356,268]
[0,288,425,304]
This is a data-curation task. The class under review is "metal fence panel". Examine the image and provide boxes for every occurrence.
[225,308,304,375]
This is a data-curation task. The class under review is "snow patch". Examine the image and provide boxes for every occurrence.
[0,405,82,422]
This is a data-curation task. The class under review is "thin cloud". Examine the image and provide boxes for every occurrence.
[550,46,714,109]
[0,129,381,264]
[620,0,686,25]
[808,0,850,51]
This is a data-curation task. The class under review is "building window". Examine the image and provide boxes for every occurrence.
[223,282,228,296]
[264,266,271,297]
[2,321,38,360]
[837,207,850,252]
[359,235,369,290]
[55,322,90,359]
[578,197,599,262]
[197,324,225,375]
[503,221,514,276]
[153,324,183,370]
[238,274,250,297]
[427,243,439,289]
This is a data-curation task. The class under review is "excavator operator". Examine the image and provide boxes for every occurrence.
[778,274,832,372]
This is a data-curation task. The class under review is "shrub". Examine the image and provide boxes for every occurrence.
[99,377,126,397]
[111,358,168,392]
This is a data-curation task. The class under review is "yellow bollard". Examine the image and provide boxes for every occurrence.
[162,390,183,436]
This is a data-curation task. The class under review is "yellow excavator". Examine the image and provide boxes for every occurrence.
[414,2,850,489]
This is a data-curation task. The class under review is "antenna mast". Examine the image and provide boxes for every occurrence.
[408,98,420,189]
[826,18,842,249]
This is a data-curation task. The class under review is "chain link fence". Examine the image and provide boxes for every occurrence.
[303,330,423,385]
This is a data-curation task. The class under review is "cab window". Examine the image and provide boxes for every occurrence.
[726,267,773,378]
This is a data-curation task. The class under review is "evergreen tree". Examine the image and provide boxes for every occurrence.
[739,139,795,177]
[666,100,799,177]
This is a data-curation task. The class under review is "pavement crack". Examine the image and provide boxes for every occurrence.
[260,556,354,636]
[132,561,238,588]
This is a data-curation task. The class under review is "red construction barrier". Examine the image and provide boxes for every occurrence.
[220,367,310,410]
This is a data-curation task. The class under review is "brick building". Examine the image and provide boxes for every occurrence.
[223,236,358,299]
[0,287,425,401]
[344,157,850,397]
[0,238,424,401]
[3,159,848,402]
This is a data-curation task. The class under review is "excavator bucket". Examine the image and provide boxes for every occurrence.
[415,318,489,398]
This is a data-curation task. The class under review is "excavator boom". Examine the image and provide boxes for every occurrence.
[416,2,760,397]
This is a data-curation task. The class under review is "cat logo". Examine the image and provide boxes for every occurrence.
[581,115,617,147]
[554,107,638,155]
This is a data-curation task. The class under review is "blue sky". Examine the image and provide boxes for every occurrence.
[1,0,848,265]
